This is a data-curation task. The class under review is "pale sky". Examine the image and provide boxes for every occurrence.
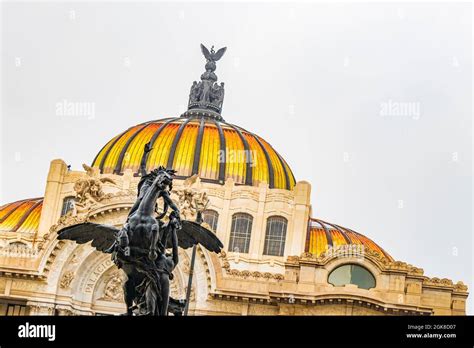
[1,2,472,313]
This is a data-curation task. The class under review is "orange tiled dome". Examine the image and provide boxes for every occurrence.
[306,218,393,261]
[0,197,43,234]
[92,117,295,190]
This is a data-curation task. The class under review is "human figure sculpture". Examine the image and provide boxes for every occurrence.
[57,143,223,316]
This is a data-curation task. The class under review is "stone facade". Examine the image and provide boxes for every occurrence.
[0,159,468,316]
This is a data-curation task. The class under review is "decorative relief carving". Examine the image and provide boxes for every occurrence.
[221,257,283,281]
[181,259,191,275]
[290,248,423,275]
[184,285,196,301]
[0,242,38,258]
[230,191,260,201]
[423,277,454,287]
[48,214,90,236]
[12,280,39,292]
[102,272,125,302]
[27,302,55,315]
[70,252,80,265]
[206,188,224,199]
[170,276,185,299]
[171,175,210,221]
[59,271,75,289]
[287,249,468,293]
[454,281,468,292]
[48,166,136,237]
[266,192,293,202]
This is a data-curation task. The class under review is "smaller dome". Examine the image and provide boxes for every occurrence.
[306,218,393,261]
[0,198,43,234]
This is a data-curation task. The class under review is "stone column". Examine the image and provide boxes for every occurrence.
[220,178,234,251]
[37,159,68,238]
[288,181,311,256]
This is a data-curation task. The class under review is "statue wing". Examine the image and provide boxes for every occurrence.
[57,222,119,253]
[200,44,211,60]
[212,47,227,61]
[168,220,223,253]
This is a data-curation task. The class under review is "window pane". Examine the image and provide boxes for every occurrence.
[61,197,75,216]
[263,216,287,256]
[203,210,218,232]
[229,213,253,253]
[328,264,375,290]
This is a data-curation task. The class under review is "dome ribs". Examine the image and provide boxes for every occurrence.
[274,150,291,190]
[316,219,334,247]
[98,129,129,173]
[12,199,43,232]
[91,136,115,169]
[92,117,296,190]
[0,198,43,235]
[307,218,393,261]
[212,119,227,183]
[256,136,289,190]
[139,118,176,172]
[191,118,206,175]
[0,199,28,221]
[166,118,193,170]
[0,200,30,225]
[252,133,275,189]
[325,221,353,245]
[307,219,332,256]
[114,123,150,174]
[347,228,394,261]
[172,120,199,176]
[225,123,253,186]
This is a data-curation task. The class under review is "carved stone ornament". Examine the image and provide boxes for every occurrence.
[48,164,136,235]
[221,255,283,281]
[171,174,210,221]
[102,272,125,302]
[59,270,75,289]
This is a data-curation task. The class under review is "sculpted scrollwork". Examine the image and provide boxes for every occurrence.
[59,271,75,289]
[48,164,135,235]
[172,174,210,221]
[102,272,126,302]
[220,256,283,281]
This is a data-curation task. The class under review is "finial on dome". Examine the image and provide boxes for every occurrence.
[186,44,227,121]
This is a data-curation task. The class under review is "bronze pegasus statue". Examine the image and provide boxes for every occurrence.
[57,142,223,316]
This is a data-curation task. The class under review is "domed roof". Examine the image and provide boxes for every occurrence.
[92,116,296,190]
[306,218,393,261]
[0,197,43,234]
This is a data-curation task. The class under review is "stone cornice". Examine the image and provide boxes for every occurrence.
[219,251,284,281]
[285,249,468,295]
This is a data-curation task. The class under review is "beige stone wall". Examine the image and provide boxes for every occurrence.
[0,159,468,315]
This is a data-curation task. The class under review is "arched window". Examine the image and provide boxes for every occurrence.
[228,213,253,254]
[263,216,287,256]
[202,210,219,233]
[328,264,376,290]
[61,196,75,216]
